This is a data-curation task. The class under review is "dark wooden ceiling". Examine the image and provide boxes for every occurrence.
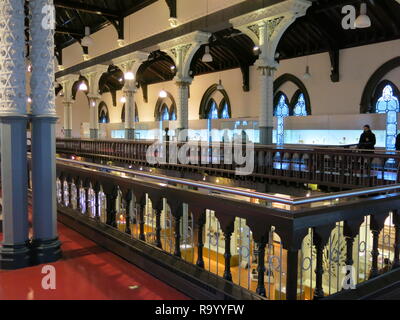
[52,0,400,93]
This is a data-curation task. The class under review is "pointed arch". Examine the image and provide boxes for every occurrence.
[199,84,231,119]
[98,101,109,123]
[154,91,176,121]
[274,73,311,116]
[360,57,400,113]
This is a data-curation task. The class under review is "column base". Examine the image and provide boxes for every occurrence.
[64,129,72,138]
[259,126,273,145]
[125,129,135,140]
[30,237,62,265]
[90,129,98,139]
[0,242,31,270]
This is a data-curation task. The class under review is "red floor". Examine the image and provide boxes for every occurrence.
[0,222,189,300]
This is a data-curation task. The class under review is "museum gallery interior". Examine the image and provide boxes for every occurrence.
[0,0,400,301]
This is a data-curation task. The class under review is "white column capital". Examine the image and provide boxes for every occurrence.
[30,0,57,116]
[58,74,79,103]
[81,64,108,96]
[0,0,26,115]
[113,51,150,74]
[159,31,211,80]
[230,0,311,60]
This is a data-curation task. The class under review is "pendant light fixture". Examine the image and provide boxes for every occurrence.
[216,69,224,90]
[303,28,311,80]
[303,65,311,80]
[201,0,213,63]
[355,3,371,29]
[81,26,94,47]
[202,45,213,63]
[159,90,167,98]
[120,96,126,103]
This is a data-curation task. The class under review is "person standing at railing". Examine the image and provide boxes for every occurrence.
[395,133,400,151]
[358,125,376,150]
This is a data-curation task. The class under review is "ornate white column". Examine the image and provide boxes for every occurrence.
[0,0,31,269]
[59,75,79,138]
[82,65,108,139]
[113,52,149,139]
[230,0,311,144]
[29,0,62,264]
[159,31,211,141]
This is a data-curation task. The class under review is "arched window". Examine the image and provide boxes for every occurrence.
[154,91,177,121]
[161,103,170,121]
[98,101,109,123]
[274,93,289,145]
[293,92,307,116]
[170,109,176,121]
[207,99,219,119]
[220,98,230,119]
[199,84,231,119]
[375,83,400,150]
[274,74,311,116]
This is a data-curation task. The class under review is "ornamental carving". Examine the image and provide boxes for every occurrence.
[0,0,26,114]
[30,0,56,116]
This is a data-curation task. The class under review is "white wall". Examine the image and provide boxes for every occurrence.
[56,37,400,140]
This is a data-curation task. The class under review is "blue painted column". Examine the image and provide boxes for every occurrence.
[0,0,31,269]
[29,0,61,264]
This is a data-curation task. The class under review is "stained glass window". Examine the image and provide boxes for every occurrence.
[275,94,289,145]
[170,111,177,121]
[293,93,307,116]
[161,105,170,121]
[376,85,399,150]
[207,100,219,119]
[221,102,230,119]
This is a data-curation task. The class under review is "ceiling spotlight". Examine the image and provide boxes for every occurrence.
[355,3,371,28]
[120,96,126,103]
[253,46,260,54]
[124,71,134,80]
[216,79,224,91]
[81,26,94,47]
[78,81,88,91]
[202,45,213,63]
[159,90,167,98]
[303,65,311,80]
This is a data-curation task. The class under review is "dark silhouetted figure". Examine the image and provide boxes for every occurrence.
[358,125,376,150]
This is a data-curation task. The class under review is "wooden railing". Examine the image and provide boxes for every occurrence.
[48,157,400,300]
[56,138,400,189]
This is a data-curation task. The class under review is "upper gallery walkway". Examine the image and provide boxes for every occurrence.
[55,137,400,190]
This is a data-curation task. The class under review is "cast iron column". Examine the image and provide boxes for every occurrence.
[29,0,62,264]
[0,0,31,269]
